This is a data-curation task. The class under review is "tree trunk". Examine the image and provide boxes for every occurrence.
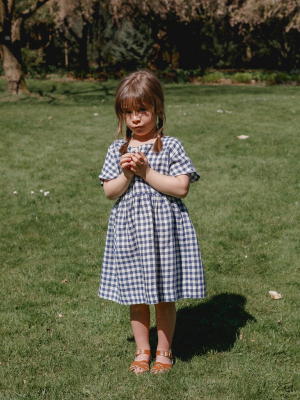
[1,42,29,94]
[0,0,49,94]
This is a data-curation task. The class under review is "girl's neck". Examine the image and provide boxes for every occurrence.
[129,131,157,147]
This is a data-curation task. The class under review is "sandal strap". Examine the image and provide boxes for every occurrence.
[156,350,173,359]
[151,362,172,372]
[130,360,150,372]
[136,349,151,356]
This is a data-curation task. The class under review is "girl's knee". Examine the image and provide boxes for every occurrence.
[130,303,149,315]
[154,302,176,313]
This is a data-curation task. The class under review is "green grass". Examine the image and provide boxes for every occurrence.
[0,78,299,399]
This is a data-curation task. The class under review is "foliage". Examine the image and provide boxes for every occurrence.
[274,71,292,84]
[231,72,253,83]
[1,0,300,83]
[102,20,153,70]
[201,71,224,83]
[0,80,300,399]
[229,0,300,32]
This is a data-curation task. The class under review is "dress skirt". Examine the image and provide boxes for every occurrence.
[98,136,206,305]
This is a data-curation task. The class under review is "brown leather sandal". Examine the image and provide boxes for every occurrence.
[129,349,151,373]
[150,350,174,373]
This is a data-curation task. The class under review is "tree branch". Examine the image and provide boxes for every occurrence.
[63,17,80,43]
[18,0,50,23]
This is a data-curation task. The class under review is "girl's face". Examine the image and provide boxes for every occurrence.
[124,106,157,138]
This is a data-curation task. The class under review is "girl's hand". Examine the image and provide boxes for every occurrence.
[130,151,149,179]
[120,153,134,179]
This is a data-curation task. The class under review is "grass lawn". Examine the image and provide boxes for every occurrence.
[0,78,299,399]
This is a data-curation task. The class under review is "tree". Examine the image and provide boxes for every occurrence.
[0,0,50,94]
[102,20,153,71]
[49,0,96,72]
[228,0,300,69]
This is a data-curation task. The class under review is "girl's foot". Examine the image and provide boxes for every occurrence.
[130,349,151,375]
[151,350,174,374]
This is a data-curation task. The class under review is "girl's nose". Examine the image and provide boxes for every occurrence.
[131,111,140,121]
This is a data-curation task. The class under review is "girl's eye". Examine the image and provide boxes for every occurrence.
[124,110,132,114]
[138,108,146,112]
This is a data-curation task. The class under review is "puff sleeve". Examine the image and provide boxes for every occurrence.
[99,142,122,186]
[169,139,200,183]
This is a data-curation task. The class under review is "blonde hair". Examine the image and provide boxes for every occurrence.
[115,70,166,154]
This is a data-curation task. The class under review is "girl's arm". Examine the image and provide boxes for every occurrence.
[130,152,190,199]
[145,169,190,198]
[103,153,134,200]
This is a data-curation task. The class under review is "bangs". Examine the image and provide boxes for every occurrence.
[118,84,154,113]
[121,98,148,112]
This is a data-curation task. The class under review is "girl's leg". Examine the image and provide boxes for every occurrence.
[130,304,151,374]
[154,302,176,366]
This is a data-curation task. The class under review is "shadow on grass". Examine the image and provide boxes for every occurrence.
[128,293,256,361]
[172,293,256,360]
[16,82,117,104]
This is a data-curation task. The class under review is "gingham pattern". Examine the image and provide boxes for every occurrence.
[99,136,206,305]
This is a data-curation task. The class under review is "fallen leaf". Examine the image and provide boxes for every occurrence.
[61,279,68,283]
[269,291,282,300]
[237,135,249,139]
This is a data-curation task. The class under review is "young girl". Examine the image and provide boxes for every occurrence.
[99,70,205,374]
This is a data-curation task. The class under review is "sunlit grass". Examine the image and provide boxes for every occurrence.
[0,78,299,399]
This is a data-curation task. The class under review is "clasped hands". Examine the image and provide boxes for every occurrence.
[120,151,149,179]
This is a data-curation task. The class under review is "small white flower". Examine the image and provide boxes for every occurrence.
[237,135,249,140]
[40,189,44,193]
[217,110,223,113]
[94,113,99,116]
[31,191,35,194]
[13,191,18,194]
[183,112,186,115]
[225,110,233,114]
[245,255,248,258]
[44,191,50,196]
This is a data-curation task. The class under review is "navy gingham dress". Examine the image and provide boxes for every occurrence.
[99,136,206,305]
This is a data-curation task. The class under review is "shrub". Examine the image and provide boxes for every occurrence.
[258,72,276,84]
[231,72,253,83]
[176,69,189,83]
[291,73,300,84]
[201,72,224,83]
[275,72,291,84]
